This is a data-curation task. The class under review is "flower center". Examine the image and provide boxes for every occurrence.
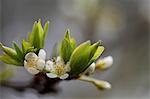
[55,65,65,76]
[27,59,37,68]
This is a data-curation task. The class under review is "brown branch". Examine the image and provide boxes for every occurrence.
[1,73,61,94]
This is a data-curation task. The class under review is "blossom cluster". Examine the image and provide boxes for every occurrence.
[0,20,113,90]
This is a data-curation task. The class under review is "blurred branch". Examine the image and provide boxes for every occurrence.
[1,73,60,94]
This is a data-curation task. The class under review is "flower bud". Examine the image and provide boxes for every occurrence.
[96,56,113,70]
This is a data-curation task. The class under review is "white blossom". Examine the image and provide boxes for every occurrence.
[46,56,70,79]
[24,49,46,74]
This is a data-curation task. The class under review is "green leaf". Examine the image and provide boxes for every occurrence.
[60,38,73,63]
[65,29,70,39]
[90,41,101,59]
[88,46,104,66]
[22,40,32,54]
[70,38,76,49]
[28,20,49,50]
[69,40,91,76]
[42,21,49,47]
[36,20,44,48]
[13,41,24,62]
[0,54,23,66]
[28,21,37,44]
[28,20,41,49]
[60,30,76,63]
[0,43,18,60]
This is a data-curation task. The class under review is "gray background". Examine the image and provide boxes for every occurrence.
[0,0,149,99]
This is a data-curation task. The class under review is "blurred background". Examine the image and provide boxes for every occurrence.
[0,0,149,99]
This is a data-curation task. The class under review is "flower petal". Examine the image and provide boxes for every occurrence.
[24,60,28,69]
[96,56,113,70]
[25,52,37,61]
[45,60,54,71]
[85,62,96,74]
[27,67,39,74]
[38,49,46,60]
[60,73,69,79]
[56,56,64,65]
[46,73,57,78]
[36,59,45,70]
[103,56,113,67]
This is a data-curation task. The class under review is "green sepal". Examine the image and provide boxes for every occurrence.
[60,30,76,63]
[69,40,91,76]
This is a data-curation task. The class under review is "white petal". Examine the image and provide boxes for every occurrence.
[25,52,37,60]
[24,60,28,69]
[96,56,113,69]
[86,62,96,74]
[56,56,64,65]
[96,56,113,68]
[60,73,69,79]
[36,59,45,70]
[56,56,61,62]
[46,73,57,78]
[27,68,39,75]
[103,56,113,67]
[38,49,46,60]
[45,60,54,71]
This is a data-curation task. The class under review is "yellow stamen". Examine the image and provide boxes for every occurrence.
[55,65,65,76]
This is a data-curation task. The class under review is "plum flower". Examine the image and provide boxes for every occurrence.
[46,56,70,79]
[24,49,46,74]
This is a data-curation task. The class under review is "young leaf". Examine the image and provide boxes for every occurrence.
[36,20,44,48]
[69,41,91,76]
[0,43,18,60]
[22,40,32,54]
[60,38,73,63]
[65,29,70,39]
[13,41,24,62]
[90,41,101,59]
[70,38,76,49]
[88,46,104,66]
[60,30,76,63]
[28,21,37,44]
[42,21,49,47]
[0,54,23,66]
